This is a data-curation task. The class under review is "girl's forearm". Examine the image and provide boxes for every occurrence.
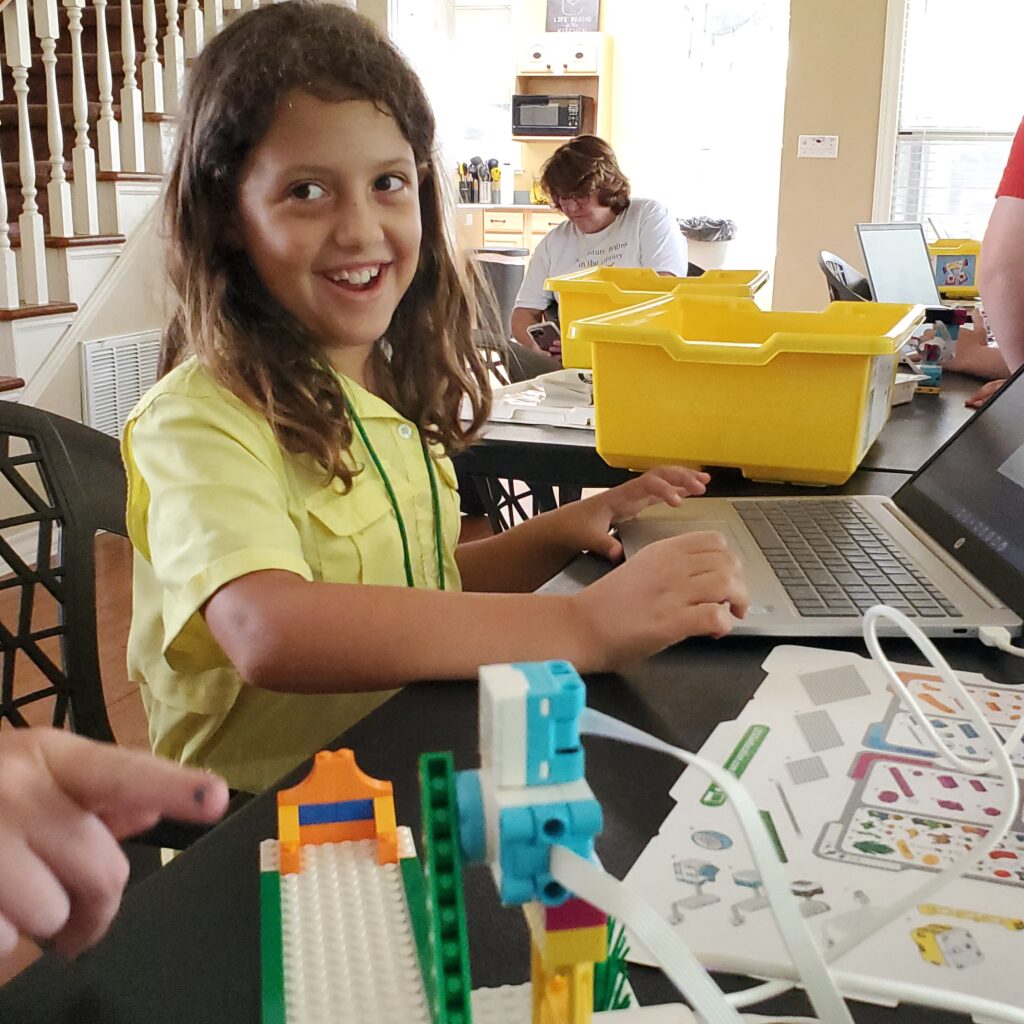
[204,570,598,693]
[456,501,593,592]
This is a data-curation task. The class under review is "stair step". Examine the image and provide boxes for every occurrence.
[0,299,77,321]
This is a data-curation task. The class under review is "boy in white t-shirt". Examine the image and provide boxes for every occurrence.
[511,135,687,356]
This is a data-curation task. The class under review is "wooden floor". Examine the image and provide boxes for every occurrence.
[5,531,148,749]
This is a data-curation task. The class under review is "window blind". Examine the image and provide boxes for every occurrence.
[889,0,1023,238]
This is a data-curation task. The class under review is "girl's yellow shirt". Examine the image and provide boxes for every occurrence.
[121,358,462,793]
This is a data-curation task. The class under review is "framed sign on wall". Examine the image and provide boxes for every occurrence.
[547,0,599,32]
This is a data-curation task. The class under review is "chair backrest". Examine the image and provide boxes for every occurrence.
[0,403,127,740]
[818,250,873,302]
[474,250,528,343]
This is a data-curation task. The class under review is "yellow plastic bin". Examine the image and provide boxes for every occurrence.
[546,266,770,369]
[927,239,981,299]
[570,295,925,486]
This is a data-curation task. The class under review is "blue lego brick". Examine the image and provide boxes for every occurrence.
[297,798,373,826]
[454,769,486,864]
[498,797,602,906]
[512,660,586,786]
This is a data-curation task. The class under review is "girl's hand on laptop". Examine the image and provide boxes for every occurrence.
[551,466,710,563]
[570,530,748,669]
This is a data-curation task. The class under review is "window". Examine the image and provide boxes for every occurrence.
[888,0,1023,238]
[388,0,515,168]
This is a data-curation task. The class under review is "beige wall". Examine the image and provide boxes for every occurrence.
[773,0,888,310]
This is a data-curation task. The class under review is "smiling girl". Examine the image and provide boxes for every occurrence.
[123,1,746,792]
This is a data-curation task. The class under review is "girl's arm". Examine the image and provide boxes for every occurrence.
[455,466,710,593]
[204,528,747,694]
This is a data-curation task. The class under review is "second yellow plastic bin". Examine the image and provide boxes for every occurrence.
[570,294,925,486]
[927,239,981,299]
[546,266,769,368]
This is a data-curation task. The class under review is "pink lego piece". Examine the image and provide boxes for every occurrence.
[544,896,607,932]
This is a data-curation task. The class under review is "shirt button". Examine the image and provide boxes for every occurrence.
[397,423,413,440]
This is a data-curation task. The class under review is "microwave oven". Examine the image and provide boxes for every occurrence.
[511,94,591,137]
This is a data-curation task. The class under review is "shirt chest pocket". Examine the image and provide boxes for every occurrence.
[303,474,411,587]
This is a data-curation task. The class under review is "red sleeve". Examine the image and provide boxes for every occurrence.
[997,119,1024,198]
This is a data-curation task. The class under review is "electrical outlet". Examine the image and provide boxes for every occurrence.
[798,134,840,159]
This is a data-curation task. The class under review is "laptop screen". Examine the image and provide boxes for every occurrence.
[857,223,942,305]
[896,367,1024,617]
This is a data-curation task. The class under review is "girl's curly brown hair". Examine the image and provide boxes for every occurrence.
[541,135,631,214]
[161,0,493,487]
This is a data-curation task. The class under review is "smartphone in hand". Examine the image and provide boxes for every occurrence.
[527,320,561,352]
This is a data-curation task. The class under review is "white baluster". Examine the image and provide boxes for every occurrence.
[183,0,203,57]
[4,0,47,303]
[93,0,120,171]
[163,0,184,114]
[203,0,222,42]
[0,69,20,309]
[119,0,144,170]
[34,0,73,237]
[63,0,99,234]
[141,0,164,112]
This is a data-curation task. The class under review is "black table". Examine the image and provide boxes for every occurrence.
[3,631,1022,1023]
[862,372,977,474]
[455,373,980,527]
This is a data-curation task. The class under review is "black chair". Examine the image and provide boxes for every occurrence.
[0,402,226,850]
[818,250,873,302]
[687,261,705,277]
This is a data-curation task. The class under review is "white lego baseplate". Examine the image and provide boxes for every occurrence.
[472,985,696,1024]
[275,828,431,1024]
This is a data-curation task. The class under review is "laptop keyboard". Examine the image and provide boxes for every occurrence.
[734,499,961,618]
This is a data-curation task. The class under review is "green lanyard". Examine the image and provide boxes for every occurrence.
[343,393,446,591]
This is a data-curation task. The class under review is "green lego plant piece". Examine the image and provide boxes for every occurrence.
[593,917,632,1012]
[419,751,473,1024]
[260,867,287,1024]
[400,854,434,992]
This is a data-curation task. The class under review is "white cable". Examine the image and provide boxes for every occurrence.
[824,606,1023,959]
[980,625,1024,658]
[578,708,856,1024]
[550,846,744,1024]
[569,607,1024,1021]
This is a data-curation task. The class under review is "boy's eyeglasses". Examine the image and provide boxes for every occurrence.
[551,193,593,212]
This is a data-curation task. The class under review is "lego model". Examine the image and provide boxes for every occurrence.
[260,661,698,1024]
[911,924,984,969]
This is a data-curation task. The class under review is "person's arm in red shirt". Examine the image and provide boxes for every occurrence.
[980,120,1024,374]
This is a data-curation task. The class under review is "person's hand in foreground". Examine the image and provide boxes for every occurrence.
[0,729,229,958]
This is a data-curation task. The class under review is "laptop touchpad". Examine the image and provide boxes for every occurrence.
[619,519,745,559]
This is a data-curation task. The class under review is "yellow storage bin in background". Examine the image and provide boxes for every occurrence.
[571,295,924,486]
[927,238,981,299]
[546,266,769,368]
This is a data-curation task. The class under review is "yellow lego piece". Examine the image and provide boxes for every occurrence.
[373,795,398,865]
[918,903,1024,931]
[277,804,301,875]
[530,938,594,1024]
[524,902,606,970]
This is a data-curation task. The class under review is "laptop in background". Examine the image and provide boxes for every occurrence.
[857,222,942,306]
[618,368,1024,638]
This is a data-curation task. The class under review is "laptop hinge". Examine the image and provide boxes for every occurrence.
[881,501,1004,609]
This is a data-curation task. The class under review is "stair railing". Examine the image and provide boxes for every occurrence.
[4,0,48,301]
[64,0,100,233]
[119,0,144,170]
[36,0,73,235]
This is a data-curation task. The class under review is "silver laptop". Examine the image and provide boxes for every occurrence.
[618,368,1024,638]
[857,222,942,306]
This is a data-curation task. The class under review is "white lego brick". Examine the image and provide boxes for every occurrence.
[260,837,280,872]
[479,663,529,787]
[471,984,695,1023]
[490,778,595,811]
[397,826,417,859]
[472,983,530,1024]
[278,830,430,1024]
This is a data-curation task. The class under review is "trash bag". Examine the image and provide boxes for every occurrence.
[678,216,737,242]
